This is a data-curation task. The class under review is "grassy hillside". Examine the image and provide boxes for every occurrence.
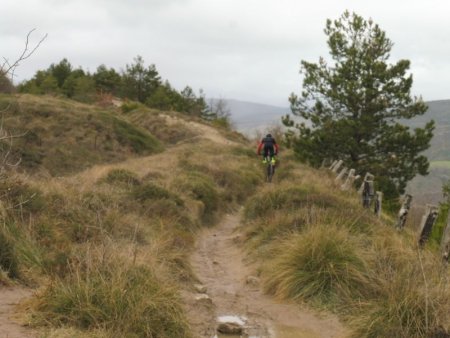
[0,94,165,176]
[0,94,261,337]
[1,93,449,337]
[241,159,450,337]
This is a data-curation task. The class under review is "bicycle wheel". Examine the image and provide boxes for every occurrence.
[266,163,274,182]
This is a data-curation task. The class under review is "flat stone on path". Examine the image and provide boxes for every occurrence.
[217,322,243,334]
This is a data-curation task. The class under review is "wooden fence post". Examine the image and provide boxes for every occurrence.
[395,194,412,230]
[329,160,338,170]
[418,204,439,247]
[341,169,360,191]
[321,159,329,168]
[358,173,375,195]
[331,160,343,173]
[441,213,450,262]
[362,179,375,208]
[374,191,383,217]
[335,167,348,182]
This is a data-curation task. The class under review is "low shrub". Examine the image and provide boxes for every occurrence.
[0,178,46,217]
[121,101,141,113]
[101,168,141,187]
[131,183,183,206]
[113,117,161,154]
[178,172,218,222]
[99,112,162,155]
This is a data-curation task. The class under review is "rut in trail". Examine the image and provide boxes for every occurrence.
[184,213,348,338]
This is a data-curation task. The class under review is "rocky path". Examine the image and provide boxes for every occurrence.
[0,287,35,338]
[183,213,348,338]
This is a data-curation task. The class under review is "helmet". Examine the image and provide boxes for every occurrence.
[266,133,272,138]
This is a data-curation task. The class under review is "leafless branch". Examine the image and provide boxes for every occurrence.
[1,29,48,77]
[0,29,46,179]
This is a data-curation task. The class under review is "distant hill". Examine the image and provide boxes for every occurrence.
[210,98,290,134]
[223,98,450,144]
[407,100,450,203]
[406,100,450,161]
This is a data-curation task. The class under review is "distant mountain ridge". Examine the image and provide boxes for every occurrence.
[407,100,450,161]
[210,98,290,134]
[406,100,450,203]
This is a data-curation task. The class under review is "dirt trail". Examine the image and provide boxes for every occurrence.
[184,213,348,338]
[163,115,240,147]
[0,287,35,338]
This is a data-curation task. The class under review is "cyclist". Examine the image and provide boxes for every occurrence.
[257,133,279,164]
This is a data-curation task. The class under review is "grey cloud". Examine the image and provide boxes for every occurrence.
[2,0,450,106]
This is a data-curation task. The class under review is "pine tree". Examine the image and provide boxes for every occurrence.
[284,11,434,198]
[49,58,72,88]
[94,65,121,95]
[121,56,161,103]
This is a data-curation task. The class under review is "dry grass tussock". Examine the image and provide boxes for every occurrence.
[242,157,450,337]
[30,244,192,338]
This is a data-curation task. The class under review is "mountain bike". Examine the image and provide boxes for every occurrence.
[264,155,276,183]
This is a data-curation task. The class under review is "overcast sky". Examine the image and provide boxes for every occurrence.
[2,0,450,106]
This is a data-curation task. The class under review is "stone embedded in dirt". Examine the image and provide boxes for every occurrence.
[195,293,213,305]
[216,315,249,335]
[194,283,207,293]
[217,322,243,335]
[246,276,260,287]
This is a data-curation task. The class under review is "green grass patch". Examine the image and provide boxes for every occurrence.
[179,172,219,222]
[121,101,141,113]
[100,168,141,187]
[100,113,162,154]
[430,161,450,169]
[130,183,184,206]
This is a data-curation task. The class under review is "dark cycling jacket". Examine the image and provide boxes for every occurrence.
[257,136,279,155]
